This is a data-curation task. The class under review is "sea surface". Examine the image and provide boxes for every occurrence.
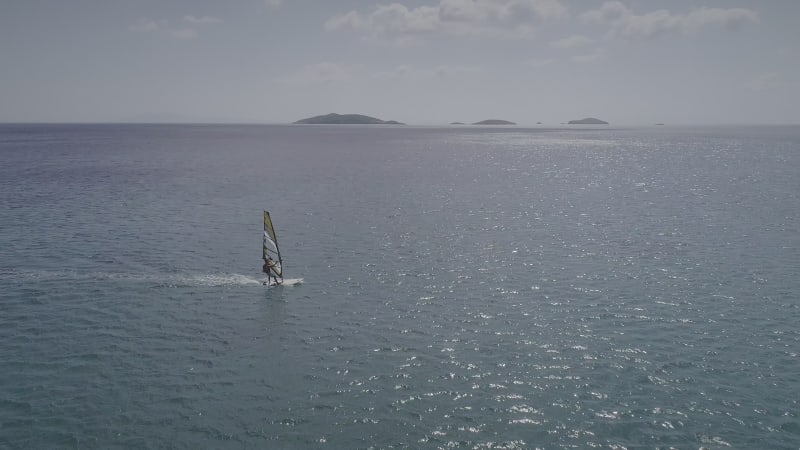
[0,123,798,449]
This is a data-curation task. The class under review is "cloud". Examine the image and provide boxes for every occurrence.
[372,64,480,80]
[325,0,567,43]
[171,28,199,40]
[129,18,161,33]
[581,2,759,38]
[130,15,218,40]
[570,48,605,63]
[281,62,358,84]
[280,62,480,85]
[746,72,782,91]
[526,58,555,68]
[183,15,222,25]
[580,1,627,25]
[326,4,439,35]
[550,34,592,49]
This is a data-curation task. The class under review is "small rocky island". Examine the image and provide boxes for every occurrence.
[294,113,403,125]
[568,117,609,125]
[473,119,516,125]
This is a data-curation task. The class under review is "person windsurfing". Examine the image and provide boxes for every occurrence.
[263,256,280,286]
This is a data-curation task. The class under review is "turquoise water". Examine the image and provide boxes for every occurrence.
[1,124,798,448]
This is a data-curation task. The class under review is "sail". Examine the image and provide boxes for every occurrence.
[263,211,283,277]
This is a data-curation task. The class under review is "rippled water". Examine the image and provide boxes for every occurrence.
[1,124,798,449]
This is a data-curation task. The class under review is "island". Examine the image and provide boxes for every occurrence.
[568,117,609,125]
[473,119,516,125]
[450,122,465,125]
[294,113,404,125]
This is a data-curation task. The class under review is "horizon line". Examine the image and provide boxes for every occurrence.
[2,121,799,127]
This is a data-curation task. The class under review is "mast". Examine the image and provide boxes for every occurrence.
[263,210,284,281]
[270,211,283,276]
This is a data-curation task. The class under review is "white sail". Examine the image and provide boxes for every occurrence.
[263,211,283,278]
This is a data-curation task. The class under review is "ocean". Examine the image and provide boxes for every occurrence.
[0,123,798,449]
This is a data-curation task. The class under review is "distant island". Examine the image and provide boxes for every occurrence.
[294,113,403,125]
[568,117,609,125]
[473,119,516,125]
[450,122,465,125]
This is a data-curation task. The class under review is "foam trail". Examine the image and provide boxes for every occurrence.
[0,270,265,287]
[186,274,264,286]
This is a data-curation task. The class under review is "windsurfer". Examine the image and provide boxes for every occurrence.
[263,257,280,285]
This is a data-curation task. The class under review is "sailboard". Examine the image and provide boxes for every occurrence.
[263,210,284,285]
[263,211,304,286]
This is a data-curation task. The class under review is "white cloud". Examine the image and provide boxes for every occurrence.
[580,1,627,25]
[372,64,480,80]
[325,0,567,43]
[171,28,199,40]
[438,0,565,22]
[130,16,216,39]
[746,72,782,91]
[281,62,357,84]
[570,48,605,63]
[129,19,161,33]
[280,62,480,85]
[526,58,555,68]
[325,11,361,31]
[550,34,592,49]
[581,2,758,38]
[183,15,222,25]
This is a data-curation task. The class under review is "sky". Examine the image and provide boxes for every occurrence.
[1,0,798,125]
